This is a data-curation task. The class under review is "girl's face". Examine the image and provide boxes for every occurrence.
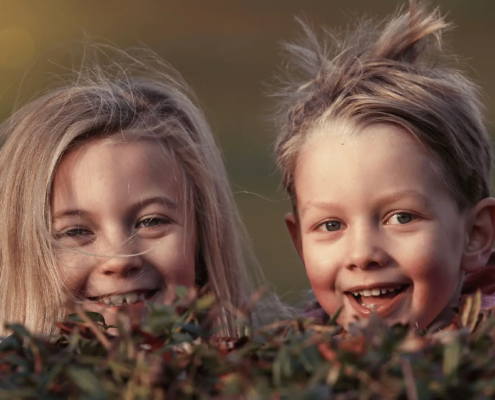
[51,138,196,326]
[286,124,471,330]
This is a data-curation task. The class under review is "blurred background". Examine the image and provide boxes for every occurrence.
[0,0,493,302]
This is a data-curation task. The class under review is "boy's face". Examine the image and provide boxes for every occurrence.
[287,124,470,330]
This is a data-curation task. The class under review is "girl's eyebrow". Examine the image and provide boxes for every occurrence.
[52,196,178,220]
[136,196,178,211]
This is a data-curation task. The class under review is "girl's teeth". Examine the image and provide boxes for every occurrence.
[362,289,372,297]
[125,292,138,305]
[99,291,149,306]
[371,288,381,296]
[110,294,124,305]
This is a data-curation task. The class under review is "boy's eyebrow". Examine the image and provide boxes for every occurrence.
[299,201,342,218]
[375,190,430,206]
[299,190,429,217]
[52,196,178,220]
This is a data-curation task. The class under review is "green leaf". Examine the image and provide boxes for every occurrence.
[67,312,106,324]
[195,293,216,311]
[5,323,32,338]
[443,338,461,377]
[0,334,22,351]
[175,285,189,299]
[460,290,482,333]
[67,366,107,397]
[328,306,343,326]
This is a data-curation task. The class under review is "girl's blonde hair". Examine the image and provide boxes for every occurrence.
[274,2,491,210]
[0,47,276,336]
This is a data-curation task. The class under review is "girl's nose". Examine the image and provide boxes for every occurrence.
[97,236,143,277]
[344,227,389,271]
[100,253,143,277]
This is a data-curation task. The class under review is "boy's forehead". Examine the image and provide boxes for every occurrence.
[294,123,453,210]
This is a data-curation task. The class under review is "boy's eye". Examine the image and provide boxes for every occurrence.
[137,216,171,229]
[387,212,416,225]
[321,220,341,232]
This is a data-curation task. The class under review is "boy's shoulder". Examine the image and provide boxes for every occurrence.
[462,250,495,307]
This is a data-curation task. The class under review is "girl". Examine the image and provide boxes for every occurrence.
[0,47,281,336]
[273,2,495,330]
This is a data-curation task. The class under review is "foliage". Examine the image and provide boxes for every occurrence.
[1,288,495,399]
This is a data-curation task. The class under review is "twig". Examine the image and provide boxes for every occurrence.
[401,357,419,400]
[74,304,112,351]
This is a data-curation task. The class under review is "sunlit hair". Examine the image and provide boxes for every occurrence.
[0,46,283,336]
[274,2,491,210]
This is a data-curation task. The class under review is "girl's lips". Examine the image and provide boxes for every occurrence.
[346,284,411,318]
[85,288,162,314]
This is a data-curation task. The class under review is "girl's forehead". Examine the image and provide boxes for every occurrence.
[52,138,186,208]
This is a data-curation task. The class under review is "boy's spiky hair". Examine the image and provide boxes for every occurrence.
[274,1,491,209]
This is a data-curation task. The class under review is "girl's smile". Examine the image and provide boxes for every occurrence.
[51,137,196,327]
[286,123,472,330]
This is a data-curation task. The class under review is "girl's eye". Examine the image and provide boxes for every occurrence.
[387,212,416,225]
[137,216,171,229]
[321,220,342,232]
[56,228,92,239]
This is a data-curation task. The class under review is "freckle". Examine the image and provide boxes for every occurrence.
[341,143,344,145]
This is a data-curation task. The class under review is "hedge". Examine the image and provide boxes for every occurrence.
[1,288,494,399]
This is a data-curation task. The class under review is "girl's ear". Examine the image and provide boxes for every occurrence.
[462,197,495,273]
[285,212,303,259]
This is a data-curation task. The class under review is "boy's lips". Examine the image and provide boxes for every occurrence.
[344,283,411,318]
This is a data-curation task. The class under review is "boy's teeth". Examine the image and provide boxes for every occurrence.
[353,286,402,297]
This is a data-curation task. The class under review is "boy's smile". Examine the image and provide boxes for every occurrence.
[286,124,471,330]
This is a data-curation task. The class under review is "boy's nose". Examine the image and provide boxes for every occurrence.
[344,228,389,271]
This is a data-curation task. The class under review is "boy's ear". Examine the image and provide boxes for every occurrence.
[461,197,495,273]
[285,212,303,260]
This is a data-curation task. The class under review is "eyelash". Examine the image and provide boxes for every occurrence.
[385,212,418,225]
[55,216,172,239]
[315,212,419,232]
[136,215,172,229]
[55,227,92,239]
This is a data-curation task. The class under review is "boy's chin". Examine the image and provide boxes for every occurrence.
[336,287,414,329]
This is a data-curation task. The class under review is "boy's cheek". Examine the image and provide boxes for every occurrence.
[302,248,344,315]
